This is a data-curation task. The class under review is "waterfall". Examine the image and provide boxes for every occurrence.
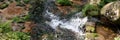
[45,10,88,33]
[45,10,88,39]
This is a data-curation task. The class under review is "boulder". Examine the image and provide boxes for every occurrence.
[101,1,120,21]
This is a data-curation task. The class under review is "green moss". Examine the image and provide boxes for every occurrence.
[86,33,98,38]
[86,26,95,32]
[56,0,72,6]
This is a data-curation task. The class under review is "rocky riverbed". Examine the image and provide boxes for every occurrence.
[0,0,120,40]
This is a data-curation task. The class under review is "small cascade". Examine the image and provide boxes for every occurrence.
[45,10,88,40]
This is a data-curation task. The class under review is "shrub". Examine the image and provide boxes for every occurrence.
[0,21,30,40]
[56,0,72,6]
[82,4,100,16]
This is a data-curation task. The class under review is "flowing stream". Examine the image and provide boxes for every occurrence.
[45,10,88,40]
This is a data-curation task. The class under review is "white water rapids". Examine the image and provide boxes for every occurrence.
[45,10,88,39]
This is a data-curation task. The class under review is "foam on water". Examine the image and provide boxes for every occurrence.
[45,10,88,35]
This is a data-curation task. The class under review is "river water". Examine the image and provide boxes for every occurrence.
[45,10,88,40]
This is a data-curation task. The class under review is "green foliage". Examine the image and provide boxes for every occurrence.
[12,17,24,22]
[0,0,31,40]
[23,0,30,4]
[0,32,30,40]
[0,21,12,33]
[56,0,72,6]
[82,0,117,17]
[12,14,30,22]
[82,4,100,16]
[0,3,8,9]
[98,0,117,8]
[0,15,30,40]
[0,21,30,40]
[15,0,29,3]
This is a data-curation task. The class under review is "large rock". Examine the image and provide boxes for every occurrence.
[101,1,120,21]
